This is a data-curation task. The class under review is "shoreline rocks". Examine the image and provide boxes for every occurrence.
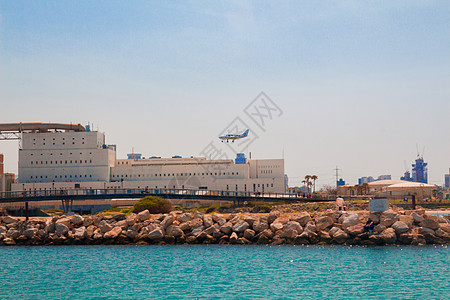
[1,209,449,246]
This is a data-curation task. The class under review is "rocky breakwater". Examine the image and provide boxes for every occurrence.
[1,209,449,246]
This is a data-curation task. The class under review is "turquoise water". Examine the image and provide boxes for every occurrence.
[0,245,448,299]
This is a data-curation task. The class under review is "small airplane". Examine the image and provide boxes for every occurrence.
[219,129,249,143]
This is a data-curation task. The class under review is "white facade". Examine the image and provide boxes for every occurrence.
[18,131,116,184]
[12,129,286,193]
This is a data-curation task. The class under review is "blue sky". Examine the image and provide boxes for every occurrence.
[1,1,449,187]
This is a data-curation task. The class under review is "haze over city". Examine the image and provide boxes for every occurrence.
[1,1,449,187]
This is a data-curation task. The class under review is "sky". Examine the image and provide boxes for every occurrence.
[0,1,449,187]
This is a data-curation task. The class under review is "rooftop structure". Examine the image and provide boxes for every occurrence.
[412,156,428,184]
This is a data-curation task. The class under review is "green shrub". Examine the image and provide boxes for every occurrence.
[132,196,173,214]
[259,205,271,213]
[45,208,64,213]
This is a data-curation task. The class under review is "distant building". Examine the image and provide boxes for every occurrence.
[358,176,375,185]
[377,175,391,181]
[0,154,15,193]
[445,169,450,188]
[337,178,346,186]
[400,170,412,182]
[412,156,428,183]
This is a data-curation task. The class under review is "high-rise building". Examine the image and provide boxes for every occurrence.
[358,176,375,185]
[445,169,450,188]
[400,170,412,181]
[412,156,428,183]
[337,178,346,186]
[377,175,392,181]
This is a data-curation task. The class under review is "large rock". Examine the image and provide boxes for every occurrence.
[113,213,126,221]
[55,223,69,237]
[304,222,316,233]
[232,221,249,233]
[178,212,193,223]
[74,227,86,239]
[419,227,435,235]
[244,216,257,228]
[420,219,440,230]
[253,218,269,232]
[104,227,122,239]
[342,214,359,230]
[148,228,164,240]
[179,222,192,232]
[333,230,348,244]
[292,212,311,227]
[398,215,414,228]
[392,221,409,234]
[315,216,333,231]
[216,217,227,226]
[190,218,204,229]
[411,212,424,223]
[379,228,397,244]
[56,217,71,228]
[380,211,399,227]
[243,229,255,240]
[270,222,284,232]
[273,216,290,225]
[345,224,365,236]
[440,223,450,234]
[137,210,151,222]
[2,216,18,224]
[203,215,214,228]
[99,221,113,233]
[268,211,280,224]
[220,222,233,235]
[229,232,239,244]
[71,215,84,226]
[126,214,138,226]
[368,213,380,224]
[284,221,302,234]
[160,215,174,230]
[23,228,38,239]
[280,229,298,239]
[7,228,21,239]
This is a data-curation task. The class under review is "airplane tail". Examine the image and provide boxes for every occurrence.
[241,129,249,137]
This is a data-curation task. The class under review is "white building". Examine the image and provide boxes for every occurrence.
[12,127,285,193]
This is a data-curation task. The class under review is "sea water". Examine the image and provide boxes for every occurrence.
[0,245,448,299]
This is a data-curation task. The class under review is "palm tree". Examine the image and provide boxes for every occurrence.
[311,175,318,193]
[304,175,311,194]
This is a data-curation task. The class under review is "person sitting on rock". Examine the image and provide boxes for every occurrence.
[364,218,375,233]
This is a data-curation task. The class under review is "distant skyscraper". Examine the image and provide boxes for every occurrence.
[337,178,346,186]
[358,176,375,185]
[377,175,391,181]
[401,170,412,181]
[412,156,428,183]
[445,169,450,188]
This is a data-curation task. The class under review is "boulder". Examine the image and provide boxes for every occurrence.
[374,224,386,234]
[71,215,84,226]
[392,221,409,234]
[160,215,174,230]
[345,224,365,236]
[380,211,399,227]
[328,227,340,237]
[23,228,38,239]
[178,212,193,223]
[2,216,18,224]
[137,210,151,222]
[420,219,440,230]
[440,223,450,234]
[3,237,16,245]
[342,214,359,230]
[113,213,126,221]
[115,220,128,230]
[55,223,69,237]
[292,212,311,227]
[0,226,7,234]
[125,229,138,239]
[7,228,21,239]
[220,222,233,235]
[398,233,414,245]
[74,227,86,239]
[280,229,298,239]
[104,227,122,239]
[216,217,227,226]
[229,232,239,244]
[419,227,435,235]
[304,222,317,233]
[333,230,348,244]
[293,232,310,245]
[99,221,113,233]
[438,215,449,224]
[315,216,334,231]
[190,218,204,229]
[203,215,214,228]
[270,222,284,232]
[193,211,204,219]
[170,226,184,238]
[148,228,164,240]
[232,221,249,233]
[368,213,380,224]
[398,215,414,228]
[268,211,280,224]
[56,217,71,228]
[191,226,205,236]
[253,218,269,232]
[179,222,192,232]
[379,228,397,244]
[126,214,138,226]
[411,212,424,223]
[243,229,255,240]
[273,216,290,225]
[318,231,332,243]
[230,216,241,225]
[284,221,302,234]
[204,226,218,236]
[244,216,257,227]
